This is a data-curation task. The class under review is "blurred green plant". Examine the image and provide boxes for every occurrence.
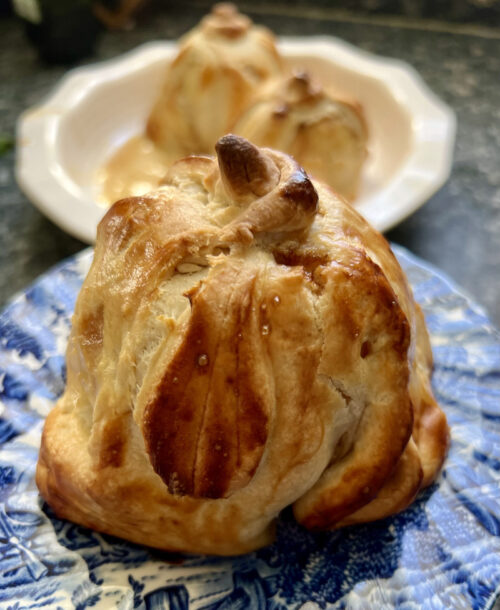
[0,135,14,157]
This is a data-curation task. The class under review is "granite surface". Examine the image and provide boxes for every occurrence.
[1,3,499,328]
[233,0,500,26]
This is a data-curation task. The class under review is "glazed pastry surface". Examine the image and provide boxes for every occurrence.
[37,135,448,555]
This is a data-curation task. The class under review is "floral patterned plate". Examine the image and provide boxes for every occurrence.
[1,245,499,609]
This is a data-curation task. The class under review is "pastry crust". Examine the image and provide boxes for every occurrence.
[147,4,283,160]
[37,135,448,554]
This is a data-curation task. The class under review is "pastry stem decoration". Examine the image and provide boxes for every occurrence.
[37,136,448,555]
[215,134,318,242]
[200,2,252,37]
[215,134,281,200]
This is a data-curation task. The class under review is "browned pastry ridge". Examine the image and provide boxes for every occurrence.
[36,135,449,555]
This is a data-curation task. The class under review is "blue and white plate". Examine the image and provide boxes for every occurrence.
[1,246,499,609]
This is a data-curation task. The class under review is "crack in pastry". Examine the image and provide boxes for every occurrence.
[37,135,448,555]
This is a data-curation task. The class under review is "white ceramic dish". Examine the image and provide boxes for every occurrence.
[16,37,456,244]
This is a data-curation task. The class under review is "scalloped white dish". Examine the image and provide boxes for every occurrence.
[16,37,456,244]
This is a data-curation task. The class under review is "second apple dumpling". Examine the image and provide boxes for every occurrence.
[234,71,368,201]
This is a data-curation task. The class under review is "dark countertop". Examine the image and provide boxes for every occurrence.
[1,4,499,329]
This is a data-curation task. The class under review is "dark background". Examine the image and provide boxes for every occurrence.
[1,0,499,329]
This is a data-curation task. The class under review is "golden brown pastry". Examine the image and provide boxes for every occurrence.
[147,3,283,160]
[234,71,368,201]
[37,135,448,555]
